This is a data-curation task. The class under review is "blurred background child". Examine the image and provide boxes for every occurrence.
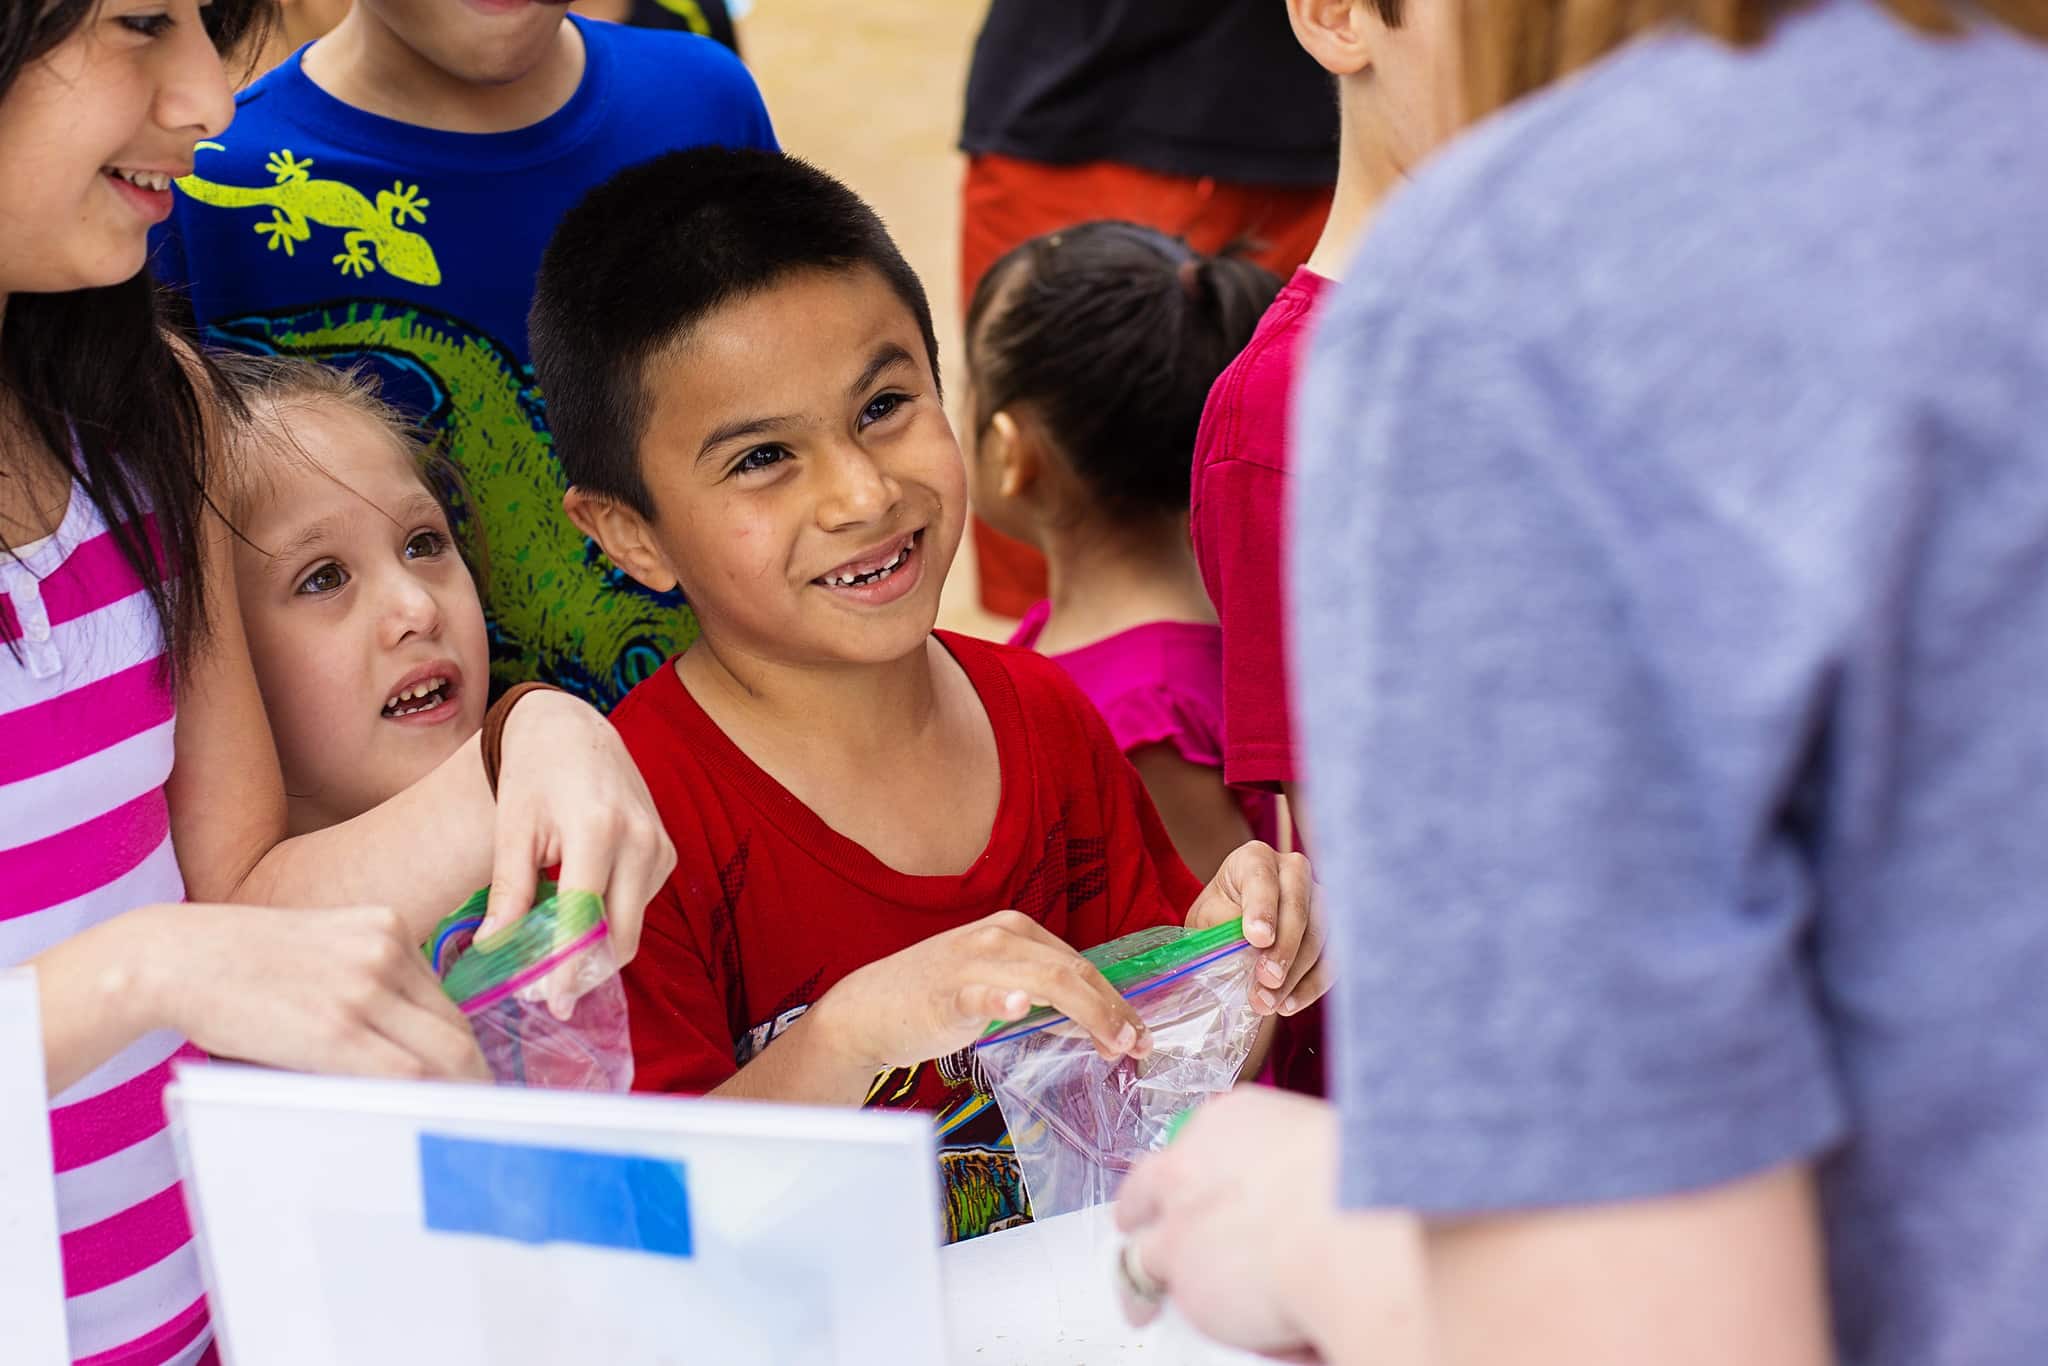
[964,221,1280,883]
[955,0,1339,617]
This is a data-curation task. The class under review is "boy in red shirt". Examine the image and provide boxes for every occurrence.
[530,148,1330,1242]
[1191,0,1458,804]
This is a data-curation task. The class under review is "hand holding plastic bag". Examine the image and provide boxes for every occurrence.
[974,918,1259,1221]
[428,882,633,1091]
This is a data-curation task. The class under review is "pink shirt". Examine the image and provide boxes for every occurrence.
[1,484,210,1366]
[1188,267,1330,791]
[1009,603,1279,848]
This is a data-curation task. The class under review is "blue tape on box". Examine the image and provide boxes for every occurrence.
[418,1133,693,1258]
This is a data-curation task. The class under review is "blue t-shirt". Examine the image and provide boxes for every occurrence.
[1292,3,2048,1362]
[155,18,776,706]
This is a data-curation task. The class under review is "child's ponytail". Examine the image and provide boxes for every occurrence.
[966,221,1282,521]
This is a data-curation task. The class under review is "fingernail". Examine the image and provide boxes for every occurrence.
[1114,1023,1137,1049]
[1260,959,1288,988]
[1255,988,1278,1012]
[1282,996,1299,1014]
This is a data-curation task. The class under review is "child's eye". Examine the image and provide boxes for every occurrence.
[405,529,449,560]
[295,561,349,596]
[730,445,790,477]
[116,11,175,36]
[859,392,911,428]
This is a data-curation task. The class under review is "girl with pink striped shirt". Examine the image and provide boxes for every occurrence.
[0,5,676,1362]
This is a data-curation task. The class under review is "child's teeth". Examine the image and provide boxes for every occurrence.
[111,168,171,191]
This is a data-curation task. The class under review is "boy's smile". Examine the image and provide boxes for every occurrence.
[813,528,925,603]
[569,266,965,670]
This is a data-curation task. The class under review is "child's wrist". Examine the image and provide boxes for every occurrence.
[479,682,569,795]
[99,904,182,1039]
[801,980,886,1082]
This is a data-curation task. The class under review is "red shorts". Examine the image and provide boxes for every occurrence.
[958,153,1333,618]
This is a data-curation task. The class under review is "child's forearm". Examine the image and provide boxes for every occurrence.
[707,992,883,1107]
[230,734,496,941]
[28,907,175,1095]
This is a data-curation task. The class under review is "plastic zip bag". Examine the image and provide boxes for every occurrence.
[973,918,1258,1221]
[427,882,633,1091]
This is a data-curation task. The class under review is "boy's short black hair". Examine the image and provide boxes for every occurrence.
[530,148,941,517]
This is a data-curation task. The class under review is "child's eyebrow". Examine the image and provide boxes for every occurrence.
[696,413,794,465]
[394,490,447,525]
[264,515,347,576]
[693,343,919,467]
[847,342,915,399]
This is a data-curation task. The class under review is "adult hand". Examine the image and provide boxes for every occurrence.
[140,902,488,1080]
[816,910,1154,1076]
[1183,842,1330,1018]
[479,689,676,971]
[1115,1088,1425,1361]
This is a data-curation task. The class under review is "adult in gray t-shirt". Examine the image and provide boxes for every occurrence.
[1292,2,2048,1362]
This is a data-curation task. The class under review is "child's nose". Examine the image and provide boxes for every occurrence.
[159,1,236,142]
[380,573,443,645]
[816,445,901,530]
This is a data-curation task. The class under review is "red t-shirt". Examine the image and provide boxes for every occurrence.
[609,631,1205,1241]
[1188,267,1330,792]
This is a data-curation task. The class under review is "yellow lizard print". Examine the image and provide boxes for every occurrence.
[177,143,443,287]
[648,0,716,34]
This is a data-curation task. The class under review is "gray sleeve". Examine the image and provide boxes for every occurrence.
[1289,258,1848,1215]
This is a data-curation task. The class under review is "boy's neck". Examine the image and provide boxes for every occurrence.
[679,631,947,756]
[302,7,586,135]
[1035,513,1215,655]
[1304,97,1404,282]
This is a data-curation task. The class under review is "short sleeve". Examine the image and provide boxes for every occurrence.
[621,879,740,1094]
[1023,653,1205,939]
[1290,221,1848,1214]
[1193,455,1294,789]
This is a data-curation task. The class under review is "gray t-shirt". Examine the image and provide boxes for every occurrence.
[1291,5,2048,1362]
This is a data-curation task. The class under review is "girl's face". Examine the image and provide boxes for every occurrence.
[0,0,233,295]
[234,401,491,831]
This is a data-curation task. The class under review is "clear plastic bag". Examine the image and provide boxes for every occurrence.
[428,882,633,1092]
[973,918,1258,1221]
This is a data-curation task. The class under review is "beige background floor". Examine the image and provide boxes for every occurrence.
[736,1,1015,641]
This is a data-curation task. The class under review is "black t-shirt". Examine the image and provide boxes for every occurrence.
[961,0,1339,187]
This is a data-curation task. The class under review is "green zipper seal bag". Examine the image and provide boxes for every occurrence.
[972,916,1260,1221]
[424,882,632,1090]
[427,881,608,1015]
[977,917,1250,1046]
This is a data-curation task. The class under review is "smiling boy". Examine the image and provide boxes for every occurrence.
[531,148,1331,1241]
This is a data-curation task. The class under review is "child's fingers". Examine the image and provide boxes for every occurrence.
[369,995,492,1081]
[1005,944,1150,1059]
[481,807,541,941]
[1254,851,1315,998]
[953,983,1034,1028]
[1224,842,1282,948]
[1273,881,1327,1005]
[1277,956,1334,1017]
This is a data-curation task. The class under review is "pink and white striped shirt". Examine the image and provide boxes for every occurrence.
[2,482,210,1366]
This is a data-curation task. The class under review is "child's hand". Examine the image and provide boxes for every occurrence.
[1184,842,1329,1018]
[814,911,1154,1075]
[141,902,490,1081]
[481,689,676,974]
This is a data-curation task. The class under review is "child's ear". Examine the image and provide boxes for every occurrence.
[562,487,679,594]
[1285,0,1378,78]
[987,409,1041,501]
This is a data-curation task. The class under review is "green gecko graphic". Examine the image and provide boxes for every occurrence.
[206,301,693,706]
[178,144,442,286]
